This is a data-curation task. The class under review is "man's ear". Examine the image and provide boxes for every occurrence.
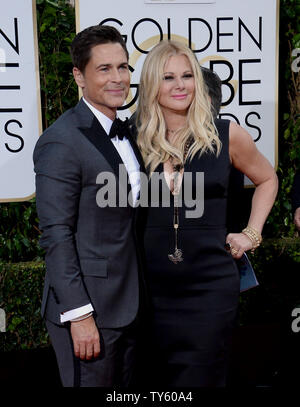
[73,67,85,88]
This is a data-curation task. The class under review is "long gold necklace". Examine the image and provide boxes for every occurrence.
[168,137,193,264]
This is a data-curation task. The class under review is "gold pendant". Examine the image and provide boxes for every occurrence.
[168,248,183,264]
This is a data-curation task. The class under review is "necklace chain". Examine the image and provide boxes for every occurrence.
[168,136,193,264]
[167,128,182,133]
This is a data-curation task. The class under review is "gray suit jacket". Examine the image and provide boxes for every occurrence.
[33,98,146,328]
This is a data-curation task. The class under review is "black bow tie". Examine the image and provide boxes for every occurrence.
[109,118,129,140]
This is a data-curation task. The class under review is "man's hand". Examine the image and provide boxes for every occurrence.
[70,315,100,360]
[294,207,300,231]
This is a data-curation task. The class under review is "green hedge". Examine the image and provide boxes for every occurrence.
[0,262,49,352]
[1,238,299,352]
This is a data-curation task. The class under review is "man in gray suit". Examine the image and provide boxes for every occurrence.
[33,25,146,387]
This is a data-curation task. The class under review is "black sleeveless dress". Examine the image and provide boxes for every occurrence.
[143,119,240,387]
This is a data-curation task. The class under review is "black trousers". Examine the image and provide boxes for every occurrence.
[46,318,139,387]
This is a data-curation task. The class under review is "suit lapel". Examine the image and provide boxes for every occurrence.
[79,116,125,180]
[75,99,124,180]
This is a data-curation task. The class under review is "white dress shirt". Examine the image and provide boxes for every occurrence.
[60,98,140,323]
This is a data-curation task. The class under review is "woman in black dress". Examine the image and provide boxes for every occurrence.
[135,40,278,387]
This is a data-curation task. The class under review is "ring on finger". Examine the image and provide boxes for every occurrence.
[225,242,231,251]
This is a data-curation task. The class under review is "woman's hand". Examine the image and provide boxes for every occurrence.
[226,232,253,259]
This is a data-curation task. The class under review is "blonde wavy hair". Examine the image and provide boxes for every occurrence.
[136,40,221,174]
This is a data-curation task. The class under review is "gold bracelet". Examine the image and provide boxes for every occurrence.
[242,226,262,253]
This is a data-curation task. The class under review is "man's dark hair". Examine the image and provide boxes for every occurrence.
[201,67,222,119]
[71,25,129,72]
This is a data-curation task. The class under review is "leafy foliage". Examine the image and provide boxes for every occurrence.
[0,201,43,262]
[0,262,48,351]
[267,0,300,237]
[37,0,77,129]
